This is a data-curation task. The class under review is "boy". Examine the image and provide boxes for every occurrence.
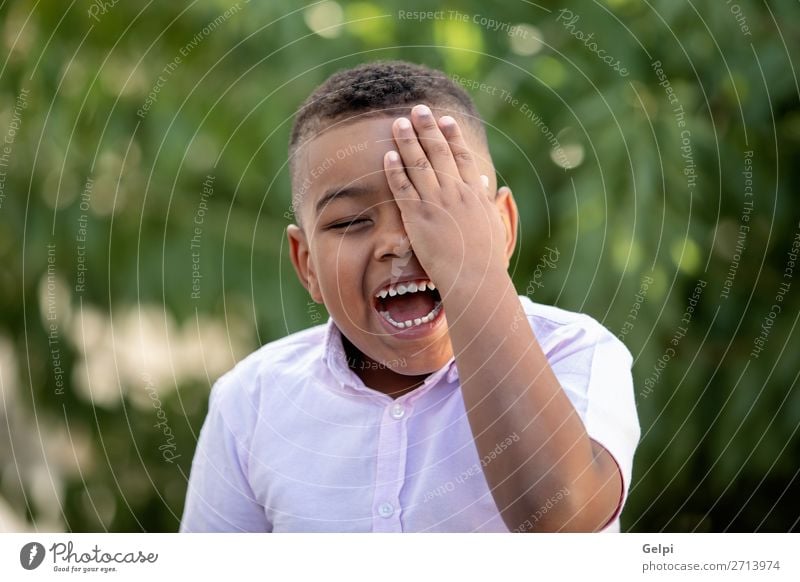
[180,61,640,533]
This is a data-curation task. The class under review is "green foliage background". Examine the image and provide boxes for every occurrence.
[0,0,798,532]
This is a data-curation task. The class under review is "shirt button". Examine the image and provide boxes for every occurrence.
[389,403,405,419]
[377,502,394,518]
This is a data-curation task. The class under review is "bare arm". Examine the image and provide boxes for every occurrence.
[382,104,622,531]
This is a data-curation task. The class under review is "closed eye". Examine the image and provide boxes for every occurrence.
[328,218,370,230]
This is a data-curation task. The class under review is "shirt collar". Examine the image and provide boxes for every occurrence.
[322,317,459,401]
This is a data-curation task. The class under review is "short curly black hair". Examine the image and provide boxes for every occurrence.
[288,60,488,221]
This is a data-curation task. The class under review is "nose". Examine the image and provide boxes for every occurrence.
[373,212,412,262]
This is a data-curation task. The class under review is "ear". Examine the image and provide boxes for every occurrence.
[494,186,519,264]
[287,224,323,303]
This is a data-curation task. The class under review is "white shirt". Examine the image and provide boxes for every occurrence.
[180,295,640,532]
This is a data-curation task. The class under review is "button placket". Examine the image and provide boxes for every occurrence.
[370,401,411,532]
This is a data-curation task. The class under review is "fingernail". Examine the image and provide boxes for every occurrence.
[481,175,489,188]
[439,116,455,127]
[396,117,411,130]
[415,104,431,117]
[386,151,399,162]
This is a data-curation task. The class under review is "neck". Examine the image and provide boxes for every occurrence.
[341,336,428,399]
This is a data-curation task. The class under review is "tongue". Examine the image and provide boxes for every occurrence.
[382,292,435,322]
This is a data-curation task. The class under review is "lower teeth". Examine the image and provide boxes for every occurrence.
[380,301,442,329]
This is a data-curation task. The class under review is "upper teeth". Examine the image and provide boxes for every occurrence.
[376,279,435,299]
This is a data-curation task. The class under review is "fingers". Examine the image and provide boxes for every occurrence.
[384,149,420,205]
[408,104,461,187]
[392,116,440,196]
[436,115,484,192]
[388,105,490,204]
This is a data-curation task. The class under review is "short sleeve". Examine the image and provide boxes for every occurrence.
[180,373,271,532]
[544,320,641,532]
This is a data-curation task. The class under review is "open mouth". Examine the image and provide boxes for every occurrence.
[373,279,443,330]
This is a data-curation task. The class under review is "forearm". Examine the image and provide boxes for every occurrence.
[443,268,620,531]
[377,105,622,530]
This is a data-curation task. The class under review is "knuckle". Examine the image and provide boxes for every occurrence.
[412,156,431,171]
[453,150,473,164]
[456,182,474,197]
[417,205,433,219]
[419,117,438,131]
[397,179,415,193]
[431,142,451,157]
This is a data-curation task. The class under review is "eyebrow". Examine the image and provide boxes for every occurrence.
[314,184,374,217]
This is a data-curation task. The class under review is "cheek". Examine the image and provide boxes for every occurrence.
[317,241,370,299]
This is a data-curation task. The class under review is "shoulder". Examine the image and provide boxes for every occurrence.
[517,296,640,461]
[518,295,632,366]
[209,322,328,409]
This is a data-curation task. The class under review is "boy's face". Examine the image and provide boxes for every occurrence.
[287,112,517,379]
